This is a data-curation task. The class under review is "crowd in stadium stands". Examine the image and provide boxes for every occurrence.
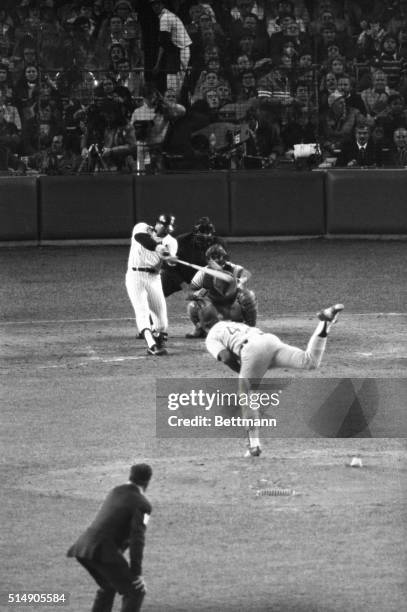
[1,0,407,174]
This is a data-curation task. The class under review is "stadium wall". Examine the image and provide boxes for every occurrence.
[0,171,406,243]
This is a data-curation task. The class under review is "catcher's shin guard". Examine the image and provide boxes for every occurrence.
[237,289,258,326]
[187,300,202,325]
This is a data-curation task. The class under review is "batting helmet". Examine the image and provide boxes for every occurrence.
[157,213,176,233]
[206,244,228,267]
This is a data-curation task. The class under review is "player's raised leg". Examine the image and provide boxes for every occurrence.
[273,304,344,370]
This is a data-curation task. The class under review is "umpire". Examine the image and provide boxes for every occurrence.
[161,216,226,297]
[67,463,153,612]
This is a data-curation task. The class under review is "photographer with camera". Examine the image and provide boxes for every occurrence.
[130,84,185,173]
[79,93,137,172]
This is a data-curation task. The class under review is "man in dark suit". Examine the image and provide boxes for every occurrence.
[67,463,153,612]
[337,123,383,167]
[384,126,407,167]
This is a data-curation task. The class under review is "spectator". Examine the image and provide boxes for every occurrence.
[336,121,383,167]
[14,63,40,123]
[384,125,407,166]
[361,68,397,117]
[377,34,407,90]
[235,69,258,101]
[318,70,338,111]
[356,18,386,61]
[150,0,193,97]
[0,103,20,154]
[376,92,407,140]
[320,90,362,154]
[243,105,283,168]
[336,75,366,114]
[26,132,81,175]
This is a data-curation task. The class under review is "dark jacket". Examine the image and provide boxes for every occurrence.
[67,483,151,577]
[337,138,383,167]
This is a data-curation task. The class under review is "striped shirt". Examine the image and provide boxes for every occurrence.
[127,222,177,271]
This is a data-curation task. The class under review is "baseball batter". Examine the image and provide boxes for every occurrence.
[126,214,178,356]
[204,303,344,456]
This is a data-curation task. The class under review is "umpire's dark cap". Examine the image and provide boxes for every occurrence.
[195,216,215,235]
[129,463,153,485]
[157,213,176,232]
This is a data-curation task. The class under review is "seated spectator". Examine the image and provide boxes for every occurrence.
[97,13,126,52]
[191,69,222,102]
[22,99,62,155]
[296,50,316,88]
[376,93,407,140]
[243,105,283,168]
[94,73,133,116]
[280,111,318,152]
[25,132,81,175]
[336,121,383,167]
[320,90,362,153]
[115,58,143,97]
[315,23,353,62]
[318,71,338,112]
[384,126,407,167]
[355,18,386,62]
[234,69,258,102]
[0,89,21,132]
[376,34,407,90]
[336,75,366,114]
[14,63,40,123]
[0,103,20,155]
[361,68,398,118]
[8,44,38,85]
[0,7,14,59]
[0,62,14,103]
[265,1,306,37]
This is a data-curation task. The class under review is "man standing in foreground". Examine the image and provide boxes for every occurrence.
[67,463,153,612]
[204,304,344,457]
[126,213,178,355]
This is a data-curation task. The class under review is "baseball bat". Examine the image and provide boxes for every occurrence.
[175,259,233,282]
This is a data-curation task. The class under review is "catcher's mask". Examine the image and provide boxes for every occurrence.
[156,213,176,235]
[193,216,215,247]
[206,244,228,269]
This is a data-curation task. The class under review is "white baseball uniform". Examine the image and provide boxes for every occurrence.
[125,222,178,333]
[206,320,327,380]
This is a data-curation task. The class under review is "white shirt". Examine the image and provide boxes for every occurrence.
[159,8,192,49]
[206,321,265,359]
[127,222,177,270]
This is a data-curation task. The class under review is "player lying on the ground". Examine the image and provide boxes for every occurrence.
[185,244,258,338]
[125,213,178,356]
[203,303,344,457]
[161,216,226,297]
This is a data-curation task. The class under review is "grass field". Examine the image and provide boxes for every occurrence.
[1,240,406,612]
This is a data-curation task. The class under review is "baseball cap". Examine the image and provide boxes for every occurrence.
[129,463,153,485]
[157,213,175,232]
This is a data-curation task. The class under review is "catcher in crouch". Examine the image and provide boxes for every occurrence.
[186,244,257,338]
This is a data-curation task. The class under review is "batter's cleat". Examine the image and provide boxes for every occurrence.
[155,332,168,349]
[185,326,207,339]
[317,303,344,325]
[245,445,262,458]
[147,345,168,356]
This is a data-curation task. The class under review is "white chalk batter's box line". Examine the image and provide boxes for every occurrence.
[1,313,406,326]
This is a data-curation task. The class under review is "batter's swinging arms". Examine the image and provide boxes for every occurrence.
[126,214,178,356]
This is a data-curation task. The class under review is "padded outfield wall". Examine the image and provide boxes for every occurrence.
[0,170,406,242]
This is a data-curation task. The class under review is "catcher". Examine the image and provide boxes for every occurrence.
[186,244,257,338]
[161,216,226,297]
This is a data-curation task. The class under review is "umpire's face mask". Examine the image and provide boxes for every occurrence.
[193,231,213,248]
